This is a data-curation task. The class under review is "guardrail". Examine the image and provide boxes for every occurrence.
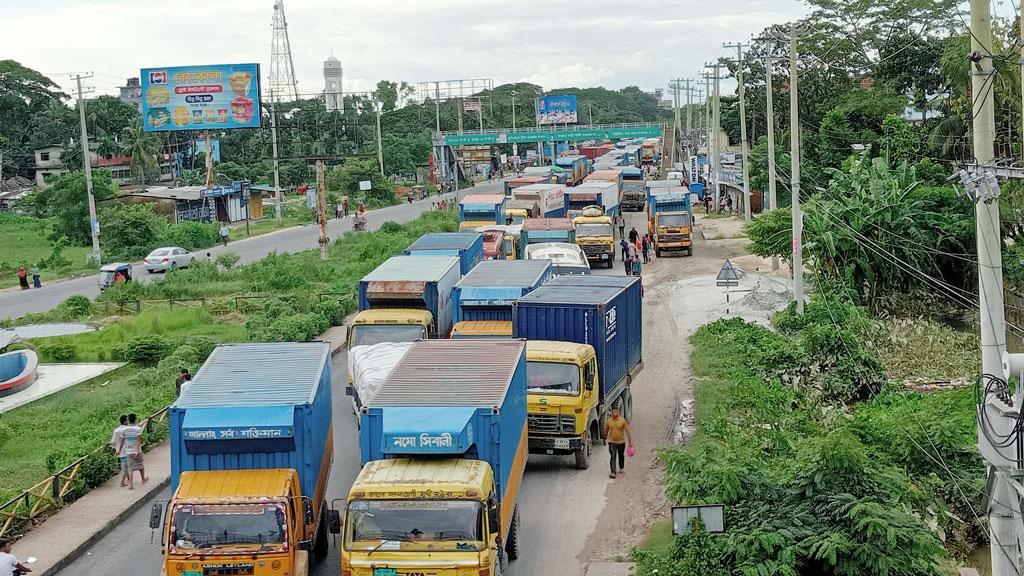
[0,406,170,539]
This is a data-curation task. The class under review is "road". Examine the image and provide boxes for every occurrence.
[58,207,712,576]
[0,181,502,321]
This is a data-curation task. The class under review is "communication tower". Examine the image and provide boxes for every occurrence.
[269,1,300,102]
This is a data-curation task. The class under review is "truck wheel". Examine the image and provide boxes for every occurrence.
[314,506,329,559]
[622,388,633,421]
[575,429,592,469]
[687,247,693,256]
[505,507,521,561]
[656,248,662,257]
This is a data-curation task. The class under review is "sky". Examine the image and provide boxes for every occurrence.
[5,0,812,102]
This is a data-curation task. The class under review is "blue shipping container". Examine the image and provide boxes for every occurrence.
[404,232,485,275]
[452,259,553,323]
[359,339,528,506]
[514,278,643,404]
[652,192,691,215]
[358,255,462,337]
[170,342,333,501]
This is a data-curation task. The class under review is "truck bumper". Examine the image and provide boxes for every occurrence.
[529,435,584,455]
[585,251,612,262]
[658,242,691,251]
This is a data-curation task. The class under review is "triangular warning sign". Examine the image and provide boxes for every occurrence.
[716,259,740,287]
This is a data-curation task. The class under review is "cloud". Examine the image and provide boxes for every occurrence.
[521,64,614,90]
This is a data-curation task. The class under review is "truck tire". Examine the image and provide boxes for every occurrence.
[505,507,521,561]
[687,247,693,256]
[314,506,329,560]
[575,428,592,469]
[621,388,633,421]
[656,248,662,257]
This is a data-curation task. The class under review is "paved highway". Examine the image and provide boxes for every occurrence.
[0,181,500,321]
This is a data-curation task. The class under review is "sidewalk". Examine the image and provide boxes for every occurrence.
[11,326,349,575]
[14,443,171,576]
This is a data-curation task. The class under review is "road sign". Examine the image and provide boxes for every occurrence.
[440,124,663,147]
[359,180,372,191]
[672,505,725,535]
[716,259,740,287]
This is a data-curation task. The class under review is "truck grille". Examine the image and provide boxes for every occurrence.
[528,413,575,434]
[662,234,689,242]
[580,244,607,256]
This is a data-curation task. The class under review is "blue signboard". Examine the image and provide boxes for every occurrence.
[536,95,578,125]
[141,63,262,132]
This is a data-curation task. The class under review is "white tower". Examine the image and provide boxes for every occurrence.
[324,56,343,112]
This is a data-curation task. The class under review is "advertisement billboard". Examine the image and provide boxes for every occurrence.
[536,95,578,125]
[141,63,261,132]
[463,99,482,112]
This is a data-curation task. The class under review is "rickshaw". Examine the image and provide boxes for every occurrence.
[98,262,133,290]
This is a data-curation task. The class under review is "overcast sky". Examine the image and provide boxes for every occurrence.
[7,0,812,102]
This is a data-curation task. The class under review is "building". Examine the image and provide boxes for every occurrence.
[33,143,175,188]
[324,55,343,112]
[0,176,33,211]
[118,77,142,110]
[120,182,263,224]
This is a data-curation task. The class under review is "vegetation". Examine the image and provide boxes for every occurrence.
[0,213,94,287]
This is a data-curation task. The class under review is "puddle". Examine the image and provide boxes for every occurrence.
[2,323,97,340]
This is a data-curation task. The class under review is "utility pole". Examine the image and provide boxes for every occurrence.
[789,27,804,314]
[725,42,752,222]
[685,81,693,159]
[765,54,780,271]
[704,63,721,212]
[434,82,441,132]
[373,92,384,176]
[669,78,683,167]
[511,92,518,158]
[74,73,101,265]
[270,100,282,225]
[315,159,329,260]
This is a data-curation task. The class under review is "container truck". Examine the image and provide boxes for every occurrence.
[451,320,514,339]
[648,188,693,256]
[477,224,522,261]
[504,174,549,197]
[459,193,506,231]
[641,139,662,165]
[155,343,333,576]
[514,183,567,218]
[346,341,413,417]
[573,204,616,268]
[584,169,624,195]
[525,242,591,277]
[452,259,552,324]
[505,199,540,224]
[403,232,484,275]
[339,339,529,575]
[513,277,643,469]
[554,154,588,186]
[620,167,646,211]
[520,217,576,257]
[481,229,507,260]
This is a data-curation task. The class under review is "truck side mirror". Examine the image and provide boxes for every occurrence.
[149,502,163,530]
[487,498,500,535]
[328,509,342,534]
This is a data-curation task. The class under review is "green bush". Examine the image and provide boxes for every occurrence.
[58,294,92,319]
[120,334,170,365]
[159,221,221,251]
[216,252,241,269]
[313,299,349,326]
[98,281,146,304]
[169,335,218,362]
[39,341,78,362]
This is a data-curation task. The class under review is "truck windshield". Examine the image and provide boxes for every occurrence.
[346,500,484,549]
[170,503,287,553]
[350,324,426,347]
[575,223,612,238]
[527,361,581,395]
[658,214,691,228]
[502,237,514,256]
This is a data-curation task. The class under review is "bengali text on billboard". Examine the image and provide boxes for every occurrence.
[141,63,262,132]
[536,95,578,125]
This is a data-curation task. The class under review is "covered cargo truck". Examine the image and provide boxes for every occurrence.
[572,202,616,268]
[353,255,460,344]
[160,342,333,575]
[520,217,576,257]
[343,339,529,574]
[555,154,588,186]
[513,278,643,468]
[452,259,552,323]
[403,232,484,275]
[459,193,506,231]
[648,187,693,256]
[620,167,646,211]
[514,183,567,218]
[504,174,549,196]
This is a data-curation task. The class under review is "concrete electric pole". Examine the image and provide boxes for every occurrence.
[725,43,752,222]
[315,159,329,260]
[270,100,282,225]
[789,27,804,314]
[374,93,385,176]
[74,73,101,265]
[765,54,780,272]
[704,63,722,212]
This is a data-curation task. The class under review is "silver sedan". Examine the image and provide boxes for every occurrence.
[144,247,193,273]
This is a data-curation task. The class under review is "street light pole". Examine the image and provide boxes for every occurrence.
[74,73,101,265]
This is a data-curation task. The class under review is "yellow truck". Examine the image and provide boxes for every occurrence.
[573,206,616,269]
[451,320,514,339]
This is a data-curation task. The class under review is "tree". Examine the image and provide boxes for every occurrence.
[98,202,167,261]
[121,122,161,183]
[376,80,399,113]
[24,170,116,245]
[879,114,916,166]
[325,158,395,207]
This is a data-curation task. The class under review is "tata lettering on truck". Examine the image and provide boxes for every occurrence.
[513,276,643,469]
[339,339,529,576]
[459,193,506,231]
[403,232,484,275]
[648,186,693,256]
[154,343,333,576]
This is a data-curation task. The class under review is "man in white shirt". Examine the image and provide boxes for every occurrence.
[109,415,128,488]
[0,538,32,575]
[117,414,147,490]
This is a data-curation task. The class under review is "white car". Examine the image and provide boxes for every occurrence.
[144,247,193,273]
[525,242,591,276]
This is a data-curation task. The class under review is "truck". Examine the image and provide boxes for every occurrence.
[555,154,588,186]
[347,341,413,416]
[476,224,522,261]
[620,167,646,211]
[505,199,540,224]
[648,188,693,256]
[520,217,576,257]
[525,242,591,277]
[514,183,567,218]
[403,232,484,275]
[584,169,624,195]
[573,204,616,268]
[504,174,549,197]
[352,255,461,348]
[451,320,514,339]
[452,259,552,324]
[641,138,662,165]
[157,342,333,576]
[513,277,643,469]
[459,193,506,231]
[580,143,614,160]
[341,339,529,575]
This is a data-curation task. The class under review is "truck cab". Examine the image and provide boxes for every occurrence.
[525,341,600,469]
[505,199,539,225]
[451,320,514,339]
[573,206,615,268]
[157,469,317,576]
[347,309,431,350]
[648,190,693,256]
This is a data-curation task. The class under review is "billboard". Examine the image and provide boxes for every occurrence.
[141,63,261,132]
[463,99,482,112]
[536,95,578,125]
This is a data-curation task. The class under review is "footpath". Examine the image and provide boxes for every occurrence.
[13,324,348,576]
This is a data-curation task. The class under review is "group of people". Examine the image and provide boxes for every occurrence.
[109,413,147,490]
[618,225,654,276]
[15,266,41,290]
[431,199,454,211]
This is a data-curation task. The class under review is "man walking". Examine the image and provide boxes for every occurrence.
[342,198,350,217]
[615,213,625,238]
[30,265,41,289]
[0,538,33,575]
[628,227,639,245]
[118,414,147,490]
[625,241,639,276]
[603,404,632,478]
[219,223,229,247]
[110,415,129,487]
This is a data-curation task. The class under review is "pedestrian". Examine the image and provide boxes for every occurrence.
[641,235,651,264]
[175,368,192,396]
[620,237,629,263]
[628,227,639,244]
[30,265,41,289]
[16,267,28,290]
[219,223,229,247]
[603,404,633,478]
[0,538,33,575]
[206,252,213,262]
[118,413,147,490]
[616,214,625,238]
[626,241,639,276]
[110,415,129,487]
[335,201,343,219]
[342,198,350,217]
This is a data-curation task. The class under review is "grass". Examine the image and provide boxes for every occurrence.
[636,519,675,556]
[0,214,94,288]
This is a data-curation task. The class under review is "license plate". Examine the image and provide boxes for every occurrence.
[374,569,398,576]
[182,572,201,576]
[554,438,571,449]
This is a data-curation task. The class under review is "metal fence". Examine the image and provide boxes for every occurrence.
[0,406,170,539]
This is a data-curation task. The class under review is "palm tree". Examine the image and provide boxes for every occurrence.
[96,135,119,159]
[121,122,161,183]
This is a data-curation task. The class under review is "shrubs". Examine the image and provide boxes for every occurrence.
[119,335,170,365]
[160,221,221,251]
[38,341,78,362]
[58,294,92,319]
